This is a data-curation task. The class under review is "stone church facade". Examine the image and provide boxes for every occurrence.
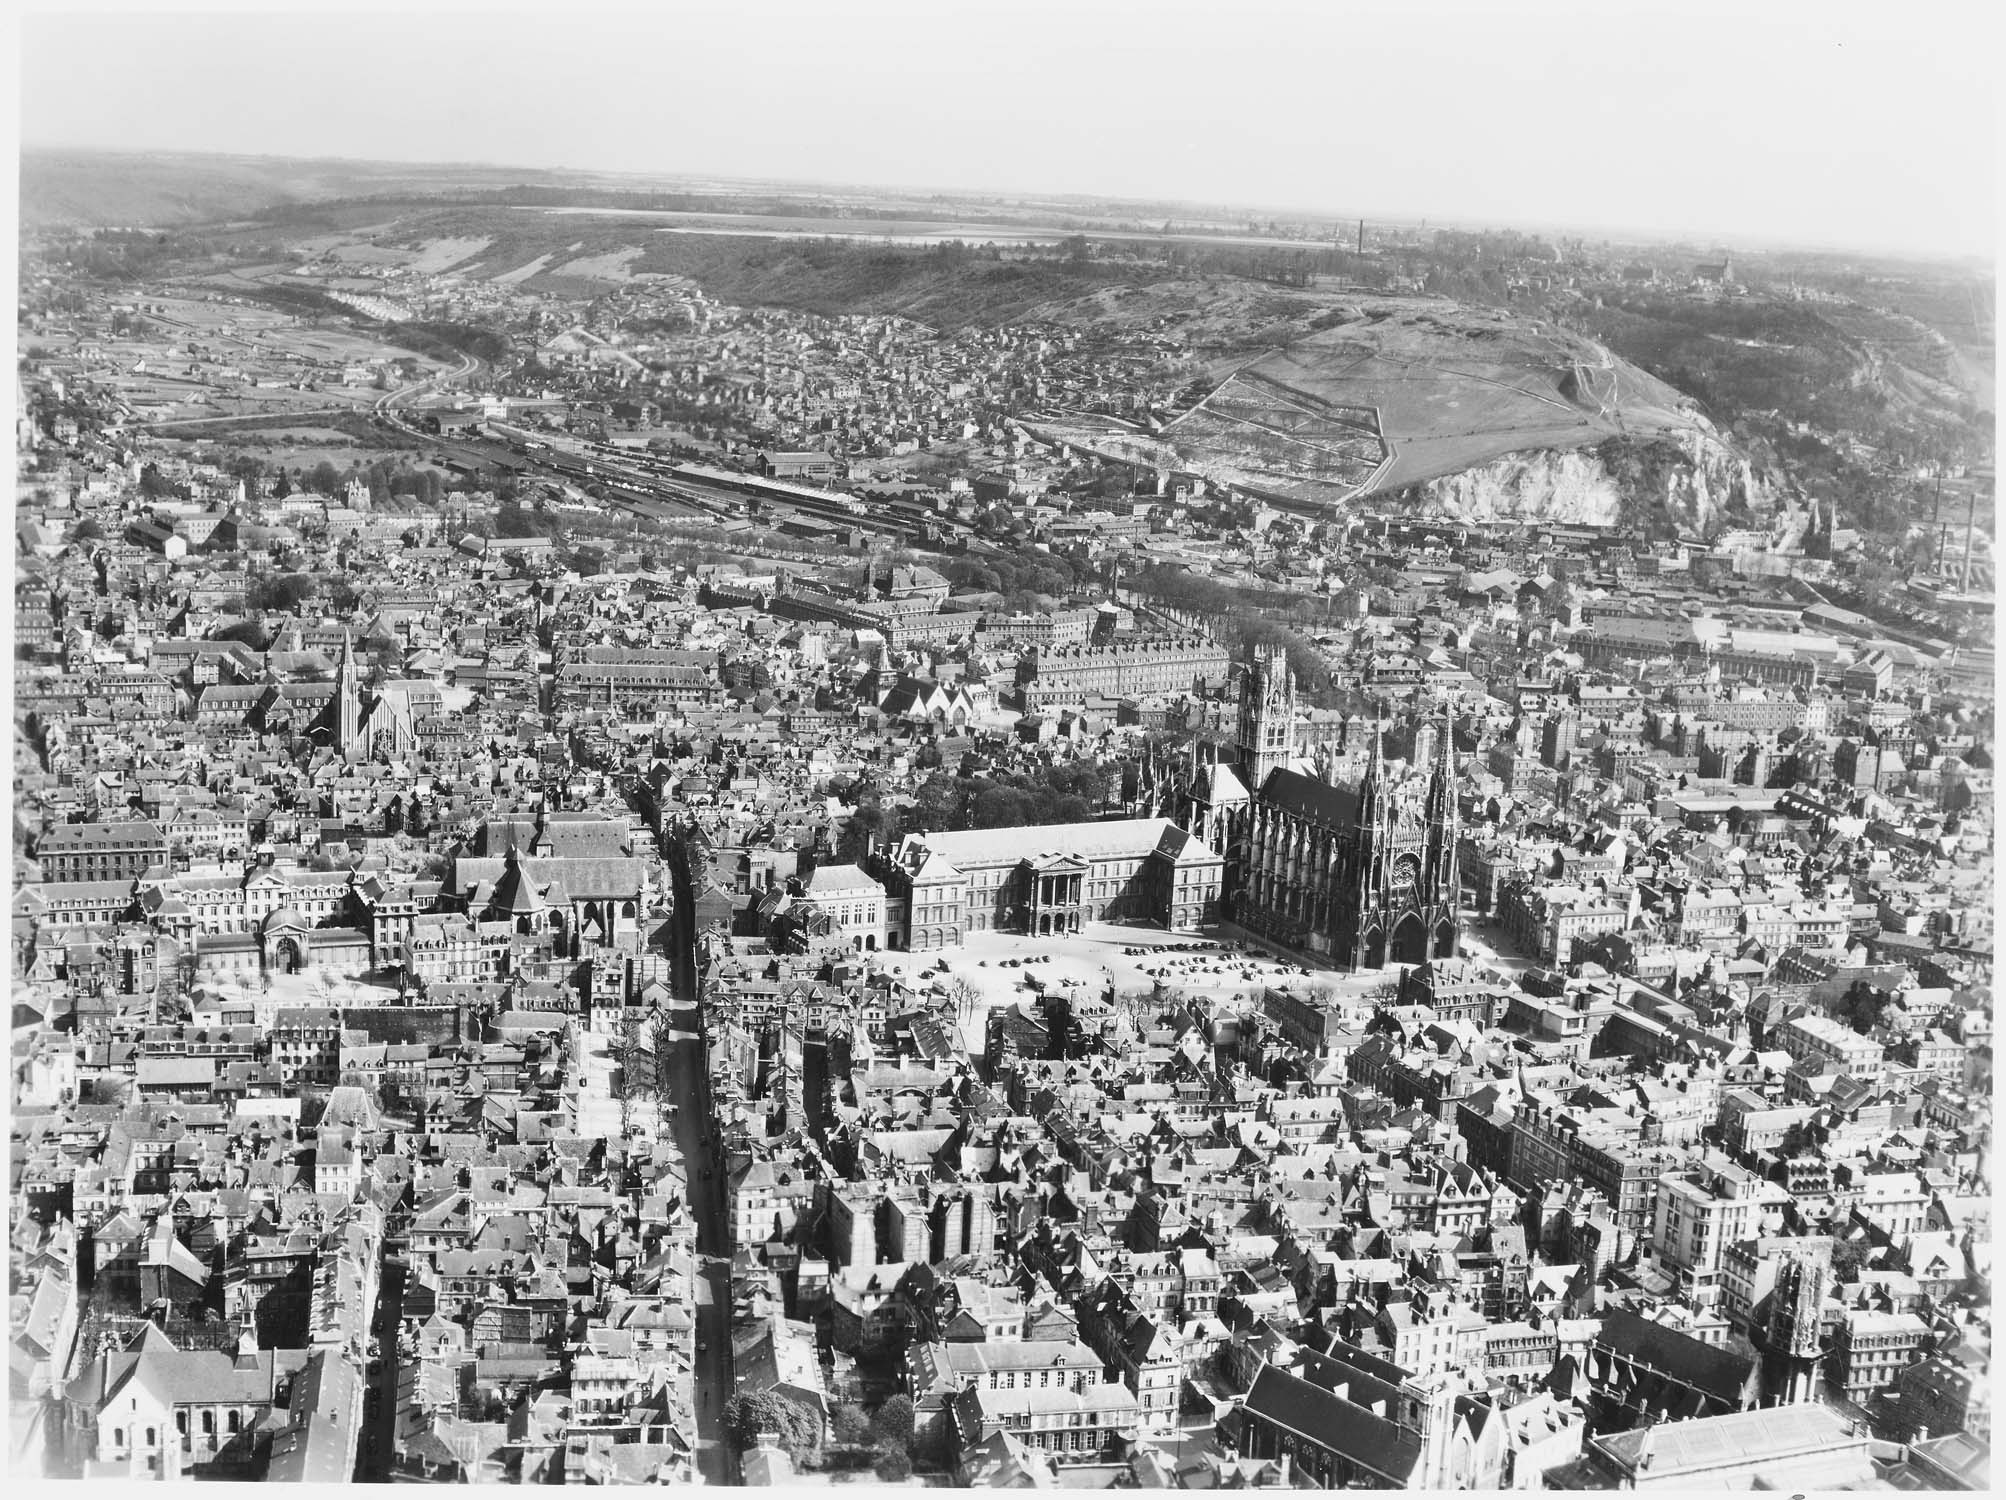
[1165,644,1462,971]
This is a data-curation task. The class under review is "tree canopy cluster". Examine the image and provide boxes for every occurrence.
[721,1390,820,1466]
[246,573,318,614]
[137,464,188,502]
[827,1396,917,1480]
[837,761,1115,862]
[1127,563,1338,704]
[941,551,1082,605]
[386,320,511,366]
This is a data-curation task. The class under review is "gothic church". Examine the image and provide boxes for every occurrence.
[309,632,415,764]
[1153,644,1461,970]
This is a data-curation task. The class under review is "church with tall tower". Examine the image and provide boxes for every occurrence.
[310,632,415,764]
[1163,643,1462,971]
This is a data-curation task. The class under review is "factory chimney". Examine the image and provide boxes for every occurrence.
[1962,484,1977,593]
[1928,471,1944,573]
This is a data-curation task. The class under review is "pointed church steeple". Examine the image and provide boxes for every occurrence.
[1426,712,1457,827]
[1426,711,1461,934]
[332,630,363,761]
[1359,726,1386,826]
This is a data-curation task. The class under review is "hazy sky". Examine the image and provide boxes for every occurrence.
[18,0,2001,258]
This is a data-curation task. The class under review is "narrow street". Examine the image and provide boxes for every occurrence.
[662,846,736,1484]
[355,1255,406,1481]
[663,995,734,1484]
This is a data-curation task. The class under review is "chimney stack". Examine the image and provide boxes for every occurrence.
[1961,486,1977,593]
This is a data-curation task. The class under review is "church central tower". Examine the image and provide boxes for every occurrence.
[1236,643,1295,791]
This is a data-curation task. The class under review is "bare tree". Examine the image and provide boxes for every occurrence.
[943,974,982,1027]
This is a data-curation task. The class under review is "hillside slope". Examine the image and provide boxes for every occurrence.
[1025,295,1738,523]
[1239,304,1698,494]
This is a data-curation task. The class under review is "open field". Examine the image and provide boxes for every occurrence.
[490,253,554,284]
[403,236,494,274]
[50,277,468,452]
[163,282,464,369]
[139,295,300,338]
[152,432,444,472]
[325,243,409,267]
[1028,296,1700,506]
[322,234,497,275]
[281,229,409,258]
[551,246,647,281]
[195,423,357,444]
[1210,307,1696,495]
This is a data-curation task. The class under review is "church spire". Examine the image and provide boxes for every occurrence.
[1426,710,1461,932]
[1427,711,1457,825]
[1359,725,1385,828]
[333,629,362,761]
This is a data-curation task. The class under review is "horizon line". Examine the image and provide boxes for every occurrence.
[19,140,1998,268]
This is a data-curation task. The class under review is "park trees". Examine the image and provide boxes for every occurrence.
[830,1403,872,1447]
[870,1395,918,1479]
[247,573,318,615]
[722,1389,822,1469]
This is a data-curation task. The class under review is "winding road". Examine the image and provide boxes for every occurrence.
[373,350,480,426]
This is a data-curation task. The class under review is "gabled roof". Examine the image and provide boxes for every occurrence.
[1593,1307,1755,1405]
[1202,762,1250,804]
[1241,1361,1419,1481]
[1258,766,1360,827]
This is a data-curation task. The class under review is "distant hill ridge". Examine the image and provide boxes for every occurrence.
[18,149,576,229]
[24,148,1779,531]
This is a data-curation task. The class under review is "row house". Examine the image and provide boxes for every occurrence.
[1076,1278,1184,1433]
